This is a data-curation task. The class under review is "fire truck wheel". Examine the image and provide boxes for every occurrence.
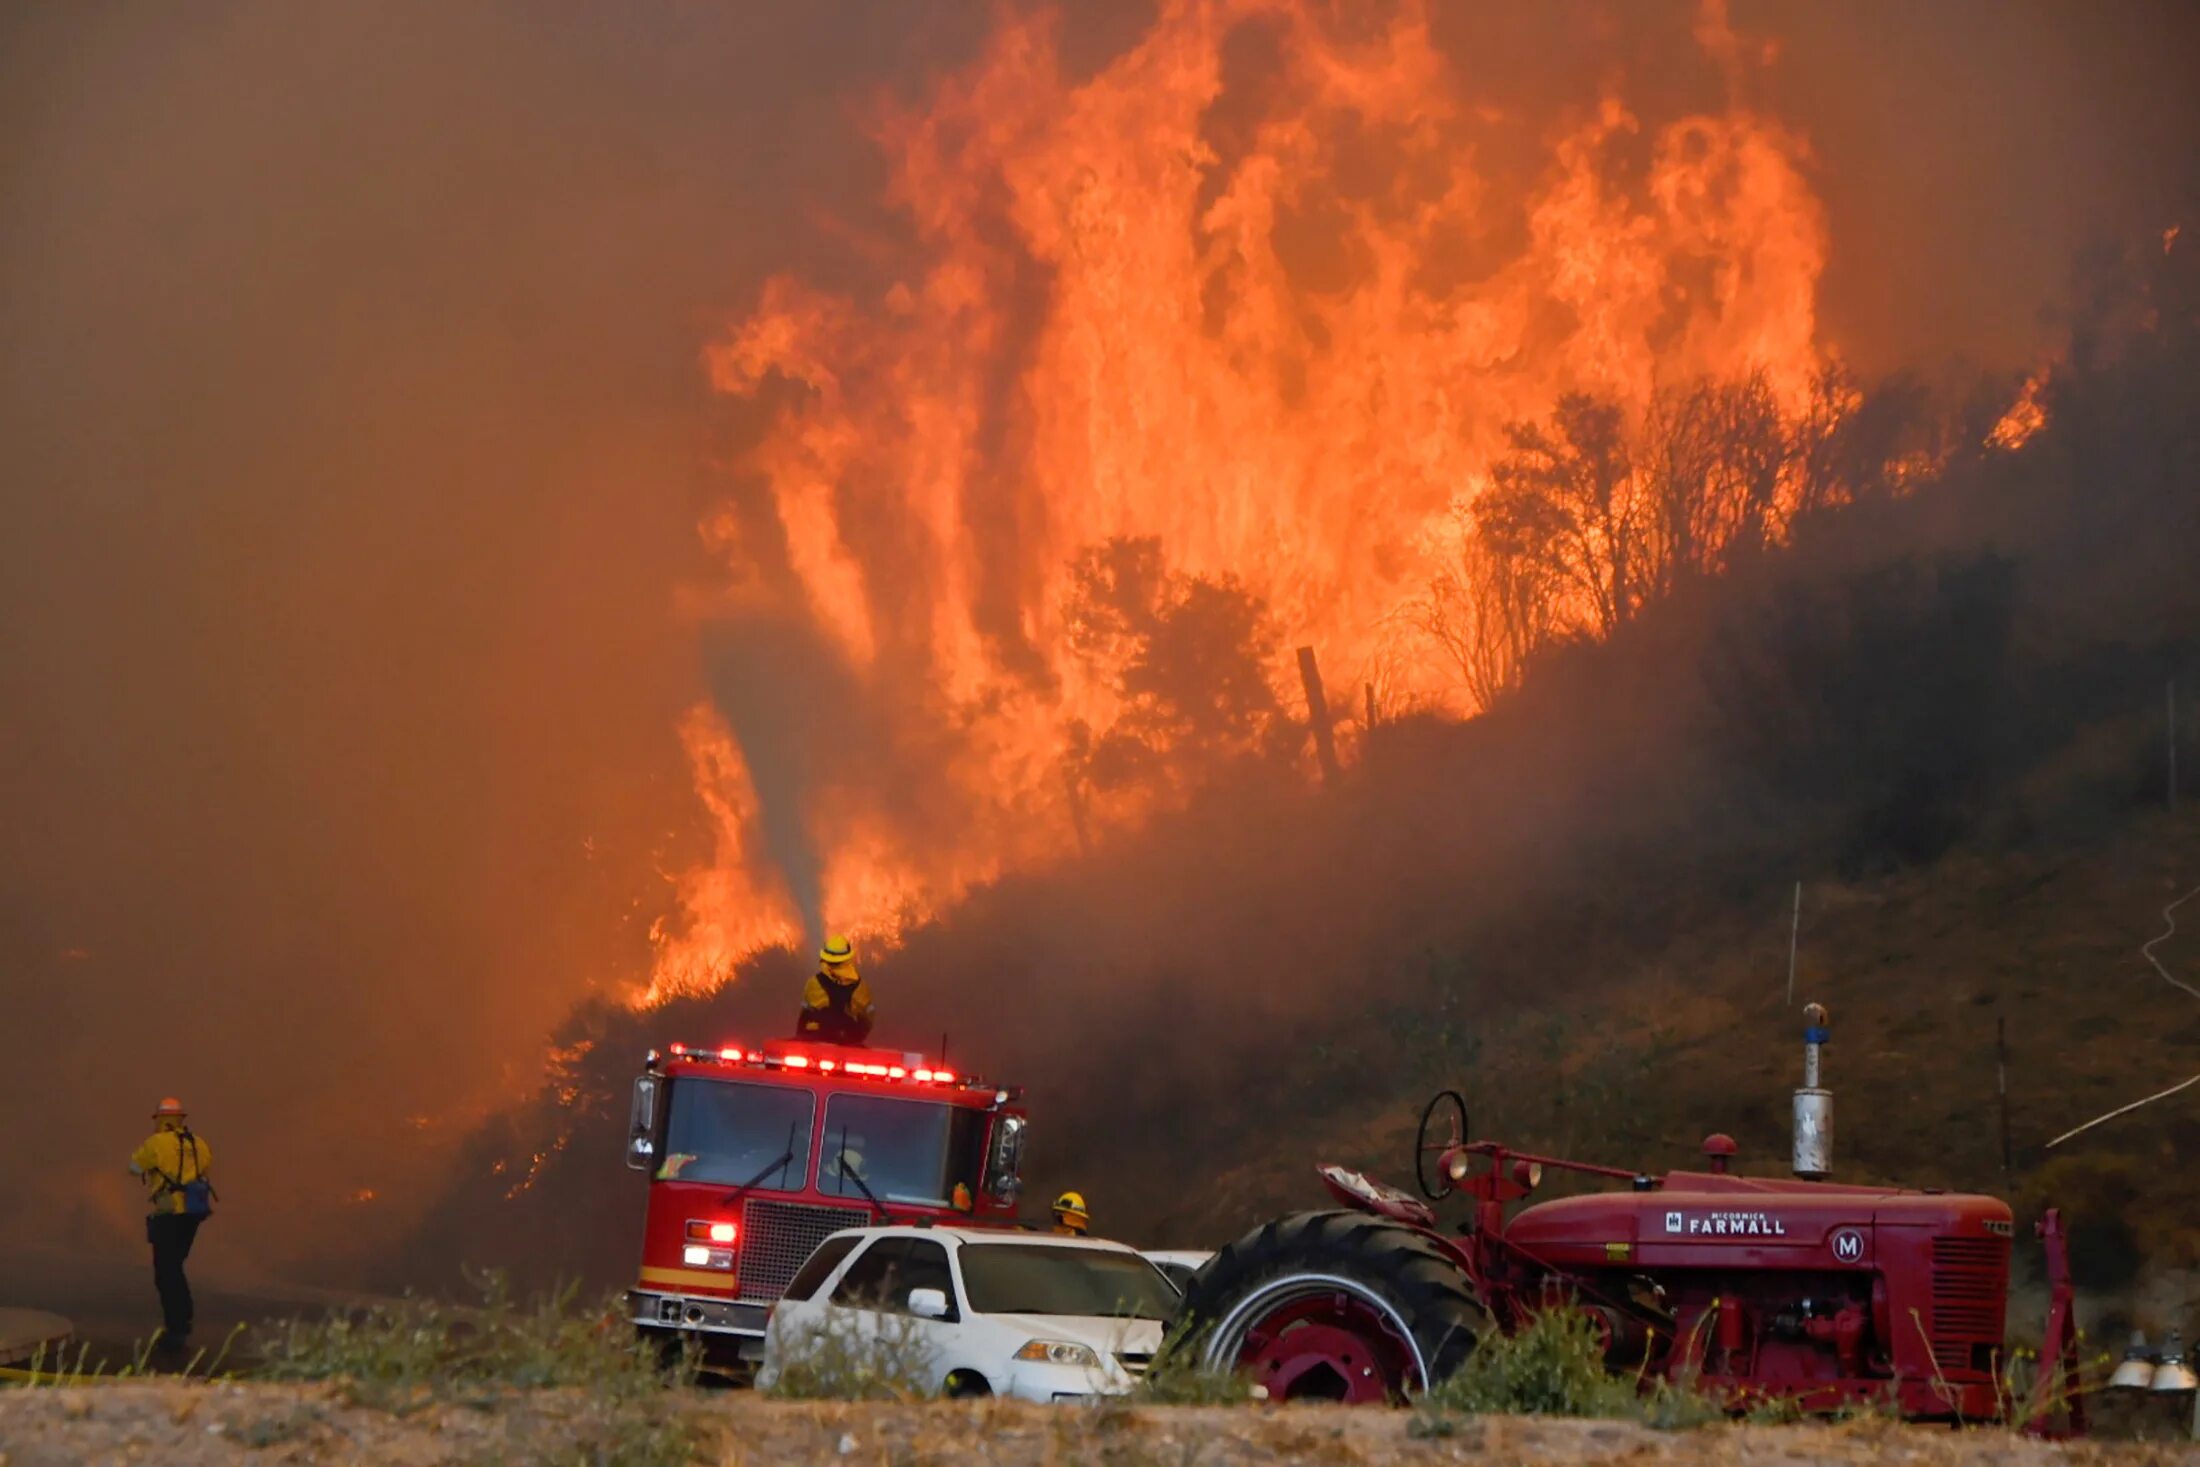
[1181,1210,1485,1404]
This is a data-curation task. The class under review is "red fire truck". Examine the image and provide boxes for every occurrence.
[622,1034,1028,1363]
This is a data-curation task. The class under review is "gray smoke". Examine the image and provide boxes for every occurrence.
[1,0,2192,1304]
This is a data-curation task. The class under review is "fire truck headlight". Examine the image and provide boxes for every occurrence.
[681,1244,737,1270]
[1014,1340,1099,1368]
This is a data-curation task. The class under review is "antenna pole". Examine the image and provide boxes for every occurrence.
[1997,1014,2013,1184]
[1786,881,1802,1007]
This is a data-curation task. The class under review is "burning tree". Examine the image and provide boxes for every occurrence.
[1416,361,1952,709]
[1061,535,1283,805]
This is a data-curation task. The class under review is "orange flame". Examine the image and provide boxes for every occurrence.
[1988,369,2049,452]
[645,0,1832,1003]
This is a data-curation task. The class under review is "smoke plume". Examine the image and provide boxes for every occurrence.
[1,0,2193,1305]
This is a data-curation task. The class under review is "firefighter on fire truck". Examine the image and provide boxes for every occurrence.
[796,934,874,1044]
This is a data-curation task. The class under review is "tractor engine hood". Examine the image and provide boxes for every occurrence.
[1504,1172,2014,1270]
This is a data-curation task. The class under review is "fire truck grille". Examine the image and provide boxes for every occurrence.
[1927,1235,2008,1376]
[737,1199,870,1303]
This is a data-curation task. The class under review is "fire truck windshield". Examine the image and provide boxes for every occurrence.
[817,1093,988,1207]
[658,1078,814,1188]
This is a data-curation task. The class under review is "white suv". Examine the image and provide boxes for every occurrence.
[1139,1249,1214,1295]
[757,1225,1178,1402]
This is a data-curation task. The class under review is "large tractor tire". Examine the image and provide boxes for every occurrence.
[1180,1209,1487,1403]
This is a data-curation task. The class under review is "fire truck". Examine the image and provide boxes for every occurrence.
[622,1034,1027,1364]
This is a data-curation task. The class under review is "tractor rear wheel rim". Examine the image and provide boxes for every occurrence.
[1204,1274,1427,1403]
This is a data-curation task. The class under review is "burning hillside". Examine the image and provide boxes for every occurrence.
[650,0,1853,998]
[5,0,2194,1295]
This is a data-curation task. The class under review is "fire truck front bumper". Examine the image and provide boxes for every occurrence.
[628,1288,771,1347]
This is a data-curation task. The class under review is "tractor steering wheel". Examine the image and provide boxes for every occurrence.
[1414,1089,1470,1201]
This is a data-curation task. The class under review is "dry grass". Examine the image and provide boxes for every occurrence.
[759,1306,940,1401]
[252,1272,699,1465]
[1,1384,2195,1465]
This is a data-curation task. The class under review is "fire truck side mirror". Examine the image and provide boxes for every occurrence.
[985,1115,1026,1204]
[626,1076,660,1172]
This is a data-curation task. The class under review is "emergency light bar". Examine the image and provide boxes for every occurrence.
[661,1039,978,1091]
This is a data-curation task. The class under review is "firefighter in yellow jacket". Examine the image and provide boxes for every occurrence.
[797,935,875,1044]
[1052,1190,1090,1236]
[128,1098,215,1352]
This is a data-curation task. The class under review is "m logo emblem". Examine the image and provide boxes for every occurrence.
[1665,1211,1683,1234]
[1830,1227,1865,1263]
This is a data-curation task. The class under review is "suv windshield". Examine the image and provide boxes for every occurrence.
[658,1078,813,1189]
[818,1094,988,1207]
[957,1244,1179,1320]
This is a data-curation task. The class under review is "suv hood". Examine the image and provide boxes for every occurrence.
[986,1313,1166,1356]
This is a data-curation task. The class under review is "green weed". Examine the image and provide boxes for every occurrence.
[1132,1320,1259,1405]
[1412,1310,1717,1432]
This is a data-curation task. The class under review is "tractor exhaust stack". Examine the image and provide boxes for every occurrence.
[1793,1001,1832,1179]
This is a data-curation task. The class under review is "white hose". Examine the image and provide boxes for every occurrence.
[2047,882,2200,1148]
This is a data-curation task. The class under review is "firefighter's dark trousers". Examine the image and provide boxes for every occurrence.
[147,1213,204,1342]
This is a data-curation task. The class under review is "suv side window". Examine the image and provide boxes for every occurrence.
[832,1238,911,1309]
[899,1239,958,1322]
[782,1234,861,1303]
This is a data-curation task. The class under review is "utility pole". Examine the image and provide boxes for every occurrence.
[2171,678,2180,814]
[1297,646,1341,787]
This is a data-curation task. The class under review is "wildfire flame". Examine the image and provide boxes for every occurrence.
[644,0,1836,1003]
[1988,369,2048,452]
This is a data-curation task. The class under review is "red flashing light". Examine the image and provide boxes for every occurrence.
[685,1219,740,1246]
[664,1042,976,1089]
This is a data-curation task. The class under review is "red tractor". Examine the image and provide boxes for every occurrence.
[1181,1004,2085,1431]
[621,1035,1027,1368]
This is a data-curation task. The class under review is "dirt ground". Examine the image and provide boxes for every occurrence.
[0,1384,2196,1467]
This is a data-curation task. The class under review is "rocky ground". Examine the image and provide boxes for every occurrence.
[1,1384,2196,1467]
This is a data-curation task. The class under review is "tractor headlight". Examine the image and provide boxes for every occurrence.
[1014,1339,1100,1368]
